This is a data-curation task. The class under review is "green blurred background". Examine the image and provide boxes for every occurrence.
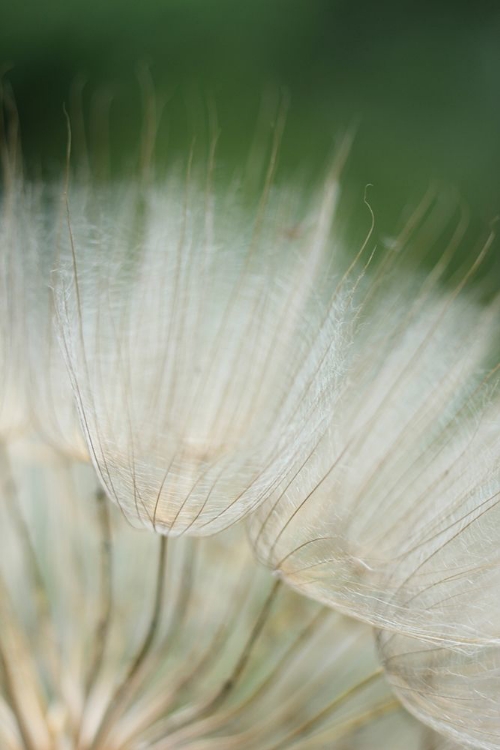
[2,0,500,244]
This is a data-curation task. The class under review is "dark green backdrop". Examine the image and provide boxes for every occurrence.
[2,0,500,246]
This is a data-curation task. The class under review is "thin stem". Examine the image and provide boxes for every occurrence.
[303,699,400,749]
[90,534,167,750]
[163,579,282,741]
[161,608,329,746]
[268,667,384,750]
[75,488,113,748]
[84,489,113,696]
[199,578,282,713]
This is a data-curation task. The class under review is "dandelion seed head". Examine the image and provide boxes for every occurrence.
[54,175,349,535]
[248,260,500,648]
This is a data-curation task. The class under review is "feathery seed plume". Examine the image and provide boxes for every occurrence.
[54,169,350,535]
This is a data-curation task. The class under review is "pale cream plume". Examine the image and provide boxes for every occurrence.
[55,168,351,535]
[247,217,500,646]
